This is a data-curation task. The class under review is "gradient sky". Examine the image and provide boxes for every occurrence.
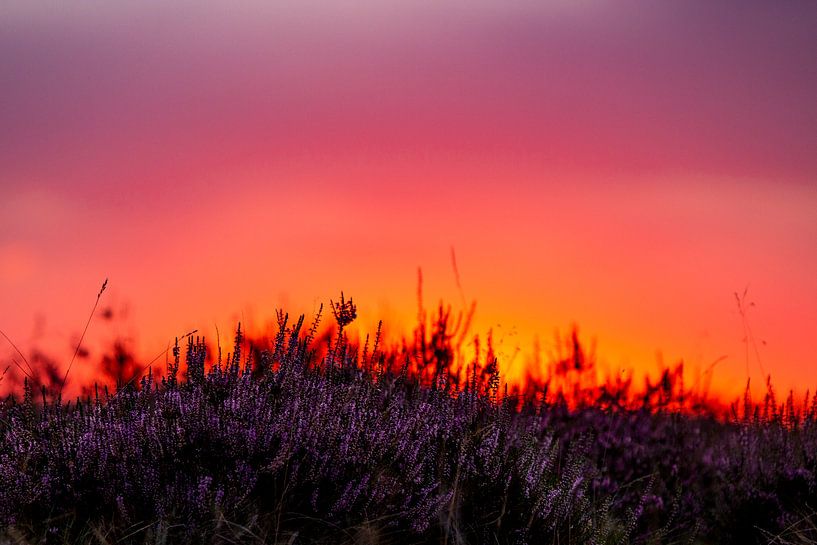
[2,1,816,399]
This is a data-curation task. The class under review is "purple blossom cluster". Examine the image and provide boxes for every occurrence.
[1,303,816,544]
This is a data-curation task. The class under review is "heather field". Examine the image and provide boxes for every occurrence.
[4,1,816,543]
[1,295,815,545]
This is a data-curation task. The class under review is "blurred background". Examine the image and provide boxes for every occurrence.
[1,0,816,399]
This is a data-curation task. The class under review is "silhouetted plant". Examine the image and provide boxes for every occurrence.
[1,293,816,544]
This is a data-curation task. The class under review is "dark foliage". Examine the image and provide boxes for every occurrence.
[1,299,816,544]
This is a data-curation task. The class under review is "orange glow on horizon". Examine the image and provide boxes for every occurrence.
[0,275,810,414]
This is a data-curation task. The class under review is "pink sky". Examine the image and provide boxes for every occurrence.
[1,1,816,399]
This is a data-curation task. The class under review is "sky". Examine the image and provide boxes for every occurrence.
[1,1,816,399]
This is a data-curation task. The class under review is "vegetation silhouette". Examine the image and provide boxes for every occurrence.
[1,292,816,544]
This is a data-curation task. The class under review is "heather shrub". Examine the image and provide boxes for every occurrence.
[1,297,816,544]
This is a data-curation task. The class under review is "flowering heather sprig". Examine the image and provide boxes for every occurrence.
[330,292,357,328]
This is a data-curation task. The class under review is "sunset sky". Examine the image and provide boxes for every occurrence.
[1,1,816,399]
